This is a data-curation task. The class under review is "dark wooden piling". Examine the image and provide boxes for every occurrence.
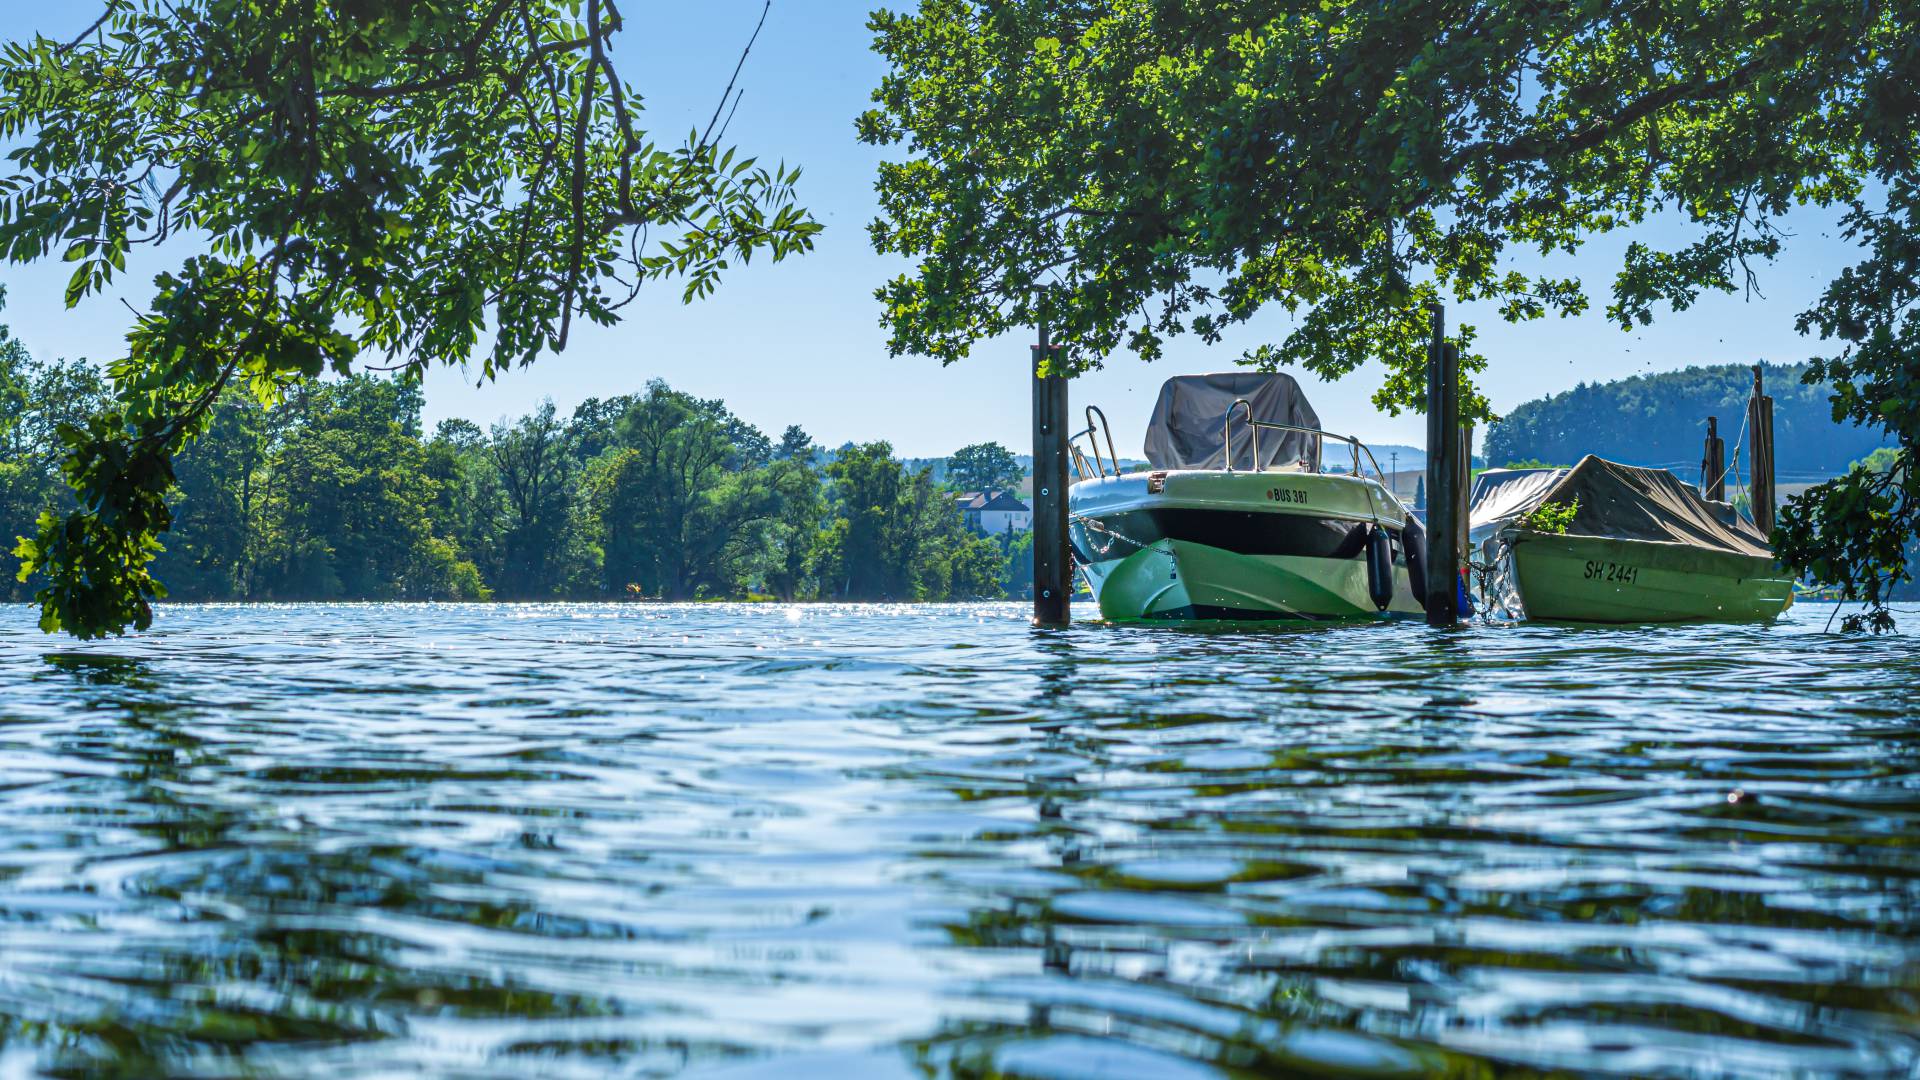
[1032,324,1071,627]
[1747,366,1776,534]
[1423,311,1461,625]
[1701,417,1726,502]
[1457,419,1474,561]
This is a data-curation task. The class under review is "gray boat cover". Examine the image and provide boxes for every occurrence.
[1468,467,1567,544]
[1143,372,1322,471]
[1487,454,1772,557]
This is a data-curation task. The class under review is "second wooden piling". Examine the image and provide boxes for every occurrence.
[1424,313,1461,626]
[1031,325,1071,627]
[1747,366,1776,535]
[1701,417,1726,502]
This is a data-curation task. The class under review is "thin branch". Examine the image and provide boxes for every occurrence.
[713,88,745,146]
[586,0,643,220]
[556,9,599,350]
[61,5,114,52]
[1453,47,1781,170]
[699,0,770,150]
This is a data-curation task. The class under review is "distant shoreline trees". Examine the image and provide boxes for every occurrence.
[2,324,1025,606]
[150,380,1020,605]
[1484,363,1892,479]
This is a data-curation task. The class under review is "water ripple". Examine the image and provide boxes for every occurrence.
[1,601,1917,1077]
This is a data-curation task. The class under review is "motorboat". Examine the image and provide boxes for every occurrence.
[1067,373,1427,622]
[1469,455,1793,623]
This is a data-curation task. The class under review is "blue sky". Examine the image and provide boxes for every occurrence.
[0,1,1867,458]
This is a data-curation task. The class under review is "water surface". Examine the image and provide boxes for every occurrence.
[1,603,1916,1077]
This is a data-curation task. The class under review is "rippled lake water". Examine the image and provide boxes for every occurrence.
[1,602,1917,1078]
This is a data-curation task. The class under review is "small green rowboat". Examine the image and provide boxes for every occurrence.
[1497,530,1794,623]
[1474,456,1793,624]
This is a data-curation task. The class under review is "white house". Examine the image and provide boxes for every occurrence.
[955,490,1032,534]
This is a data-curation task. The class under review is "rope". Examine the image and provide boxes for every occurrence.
[1730,439,1756,530]
[1704,409,1749,502]
[1472,534,1528,618]
[1705,410,1764,530]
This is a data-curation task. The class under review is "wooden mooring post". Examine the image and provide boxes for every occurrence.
[1458,420,1474,566]
[1701,416,1726,502]
[1747,365,1776,534]
[1423,308,1463,625]
[1031,323,1071,627]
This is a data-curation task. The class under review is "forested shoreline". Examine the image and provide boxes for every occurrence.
[9,297,1909,607]
[1484,363,1892,477]
[3,306,1030,606]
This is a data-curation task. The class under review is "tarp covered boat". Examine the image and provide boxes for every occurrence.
[1468,467,1567,548]
[1472,455,1792,623]
[1069,373,1426,622]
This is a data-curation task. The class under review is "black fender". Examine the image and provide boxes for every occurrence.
[1366,525,1396,610]
[1402,514,1429,612]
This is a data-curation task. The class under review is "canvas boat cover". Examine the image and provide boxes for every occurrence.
[1468,467,1568,544]
[1487,454,1771,557]
[1144,372,1322,471]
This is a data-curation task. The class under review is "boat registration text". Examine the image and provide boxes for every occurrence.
[1585,560,1641,585]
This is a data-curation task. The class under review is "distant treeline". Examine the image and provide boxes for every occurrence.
[3,328,1031,605]
[1484,362,1891,478]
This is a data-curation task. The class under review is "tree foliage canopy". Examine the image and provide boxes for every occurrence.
[0,0,820,637]
[944,441,1023,493]
[0,289,109,603]
[862,0,1918,625]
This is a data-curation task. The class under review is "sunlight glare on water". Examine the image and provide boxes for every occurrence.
[0,602,1917,1077]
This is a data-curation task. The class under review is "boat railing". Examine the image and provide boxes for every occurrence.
[1069,405,1119,481]
[1068,399,1389,485]
[1224,399,1387,481]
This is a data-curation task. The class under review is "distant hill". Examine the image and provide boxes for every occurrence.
[1339,444,1490,472]
[1483,362,1891,482]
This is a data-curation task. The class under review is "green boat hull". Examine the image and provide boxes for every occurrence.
[1501,530,1793,624]
[1082,537,1420,622]
[1068,470,1424,623]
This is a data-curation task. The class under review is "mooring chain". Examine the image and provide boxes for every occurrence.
[1068,512,1167,561]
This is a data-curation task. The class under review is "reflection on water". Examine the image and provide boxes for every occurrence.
[1,603,1917,1077]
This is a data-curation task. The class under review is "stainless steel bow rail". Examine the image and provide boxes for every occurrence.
[1068,398,1389,483]
[1223,399,1387,480]
[1069,405,1120,481]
